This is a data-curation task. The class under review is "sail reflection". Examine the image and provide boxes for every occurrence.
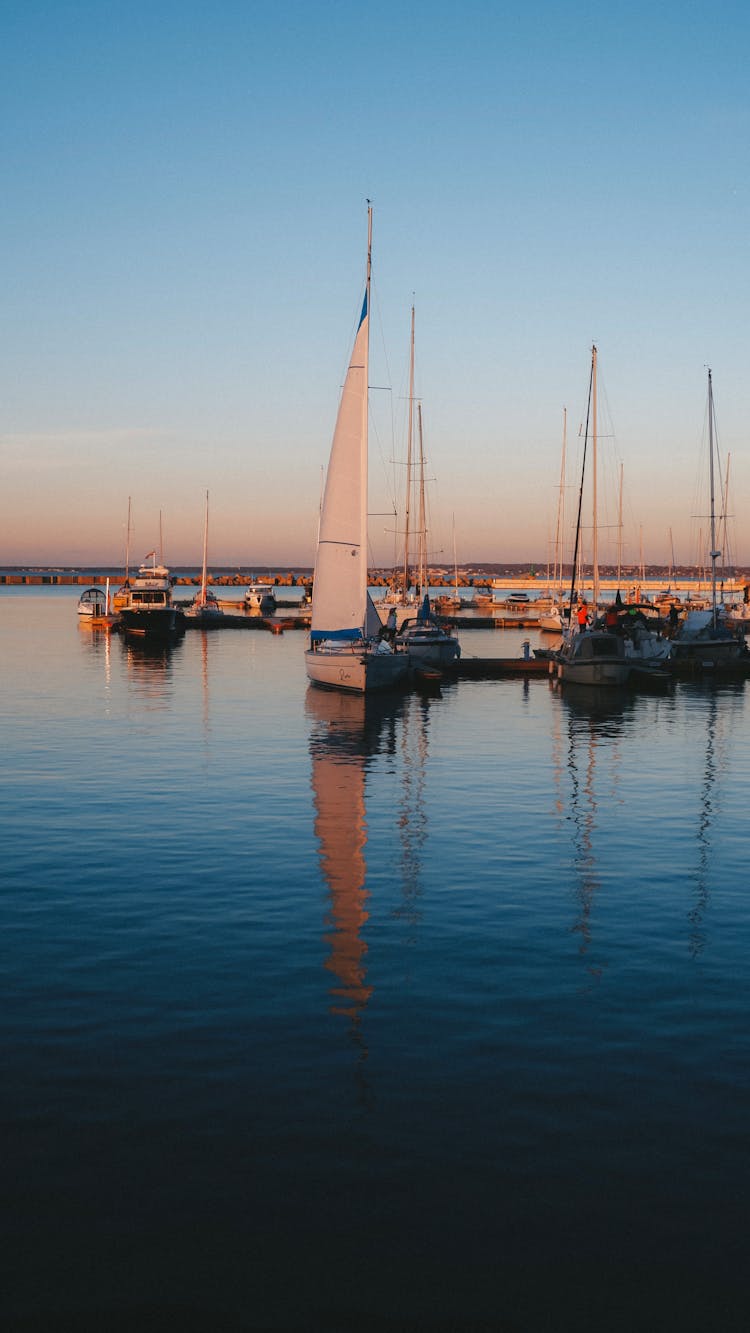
[307,688,404,1039]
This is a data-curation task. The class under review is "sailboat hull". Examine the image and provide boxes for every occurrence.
[557,658,631,686]
[394,621,460,668]
[305,645,409,694]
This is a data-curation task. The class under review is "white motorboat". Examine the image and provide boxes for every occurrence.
[77,586,108,618]
[77,579,117,627]
[245,583,277,612]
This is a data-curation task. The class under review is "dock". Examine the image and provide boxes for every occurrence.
[453,656,551,678]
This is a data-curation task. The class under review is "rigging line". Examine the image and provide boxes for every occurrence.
[567,352,595,616]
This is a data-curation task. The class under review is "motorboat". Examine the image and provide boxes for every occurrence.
[77,580,117,627]
[245,583,277,613]
[432,592,462,613]
[77,586,108,618]
[118,555,183,638]
[555,628,632,686]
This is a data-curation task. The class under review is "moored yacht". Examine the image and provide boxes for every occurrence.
[668,371,745,672]
[395,594,461,669]
[184,491,225,624]
[77,586,108,618]
[555,627,632,686]
[245,583,277,613]
[668,608,743,671]
[118,556,183,638]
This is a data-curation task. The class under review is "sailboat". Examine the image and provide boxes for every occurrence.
[395,400,461,669]
[185,490,224,622]
[668,369,745,672]
[390,309,460,669]
[555,346,631,687]
[305,207,410,694]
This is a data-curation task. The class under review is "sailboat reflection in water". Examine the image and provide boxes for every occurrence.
[560,685,632,980]
[306,689,403,1053]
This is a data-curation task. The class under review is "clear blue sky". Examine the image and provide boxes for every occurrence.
[2,0,748,571]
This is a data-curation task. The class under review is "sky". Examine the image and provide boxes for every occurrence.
[2,0,749,571]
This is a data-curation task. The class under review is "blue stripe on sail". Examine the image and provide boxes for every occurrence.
[357,290,368,329]
[311,628,363,643]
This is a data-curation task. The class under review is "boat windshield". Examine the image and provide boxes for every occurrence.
[132,591,167,606]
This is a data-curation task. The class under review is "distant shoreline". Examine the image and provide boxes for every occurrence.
[3,566,748,595]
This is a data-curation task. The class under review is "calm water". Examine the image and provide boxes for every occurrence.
[2,591,749,1331]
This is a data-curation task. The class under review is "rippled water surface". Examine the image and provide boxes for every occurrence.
[2,591,749,1330]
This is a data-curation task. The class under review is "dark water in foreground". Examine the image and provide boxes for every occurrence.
[2,591,749,1330]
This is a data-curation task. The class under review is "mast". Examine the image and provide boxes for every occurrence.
[592,344,599,610]
[402,303,415,599]
[708,368,720,627]
[721,452,732,585]
[124,496,132,582]
[200,490,209,602]
[552,408,567,596]
[617,463,623,591]
[567,350,595,618]
[361,203,372,621]
[417,402,426,595]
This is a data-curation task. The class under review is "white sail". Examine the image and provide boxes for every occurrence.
[310,292,369,642]
[306,208,409,694]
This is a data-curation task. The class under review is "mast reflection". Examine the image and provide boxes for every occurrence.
[687,683,743,955]
[77,619,114,698]
[306,688,404,1057]
[395,692,432,937]
[559,685,631,978]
